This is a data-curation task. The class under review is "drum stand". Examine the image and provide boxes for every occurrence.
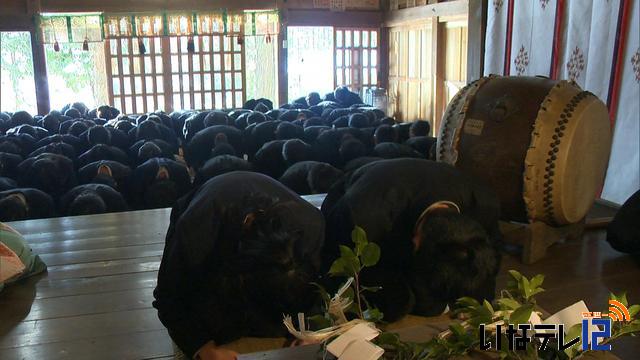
[500,220,586,264]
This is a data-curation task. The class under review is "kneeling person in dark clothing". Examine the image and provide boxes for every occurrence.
[322,159,501,321]
[60,184,128,216]
[153,172,324,359]
[0,188,56,221]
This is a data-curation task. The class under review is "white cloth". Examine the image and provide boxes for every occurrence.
[602,0,640,204]
[483,0,509,76]
[509,0,557,76]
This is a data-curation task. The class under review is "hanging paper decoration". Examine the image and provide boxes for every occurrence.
[103,15,134,38]
[167,13,194,36]
[244,11,280,37]
[135,15,164,37]
[226,13,245,34]
[40,14,102,44]
[197,12,226,34]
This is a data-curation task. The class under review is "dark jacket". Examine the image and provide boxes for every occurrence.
[153,172,324,358]
[322,159,501,258]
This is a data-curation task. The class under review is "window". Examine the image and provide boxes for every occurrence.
[245,35,278,104]
[0,32,37,114]
[169,33,244,111]
[334,28,379,97]
[106,36,166,114]
[45,42,109,111]
[287,27,335,102]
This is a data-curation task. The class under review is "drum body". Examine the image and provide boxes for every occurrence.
[437,76,612,225]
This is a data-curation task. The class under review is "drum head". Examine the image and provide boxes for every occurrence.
[524,82,612,225]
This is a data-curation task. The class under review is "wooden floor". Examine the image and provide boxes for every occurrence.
[1,200,639,359]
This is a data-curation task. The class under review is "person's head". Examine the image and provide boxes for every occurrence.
[138,142,162,163]
[42,115,61,134]
[339,138,367,164]
[348,113,369,129]
[410,120,431,137]
[68,121,89,137]
[379,117,396,126]
[223,195,316,312]
[68,192,107,216]
[143,166,177,208]
[137,120,161,141]
[308,163,343,194]
[374,125,397,144]
[411,206,499,312]
[64,107,82,119]
[88,125,111,146]
[115,120,134,133]
[276,121,301,140]
[306,92,321,107]
[247,112,267,125]
[282,139,312,165]
[0,193,29,221]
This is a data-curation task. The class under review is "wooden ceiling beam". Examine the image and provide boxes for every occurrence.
[383,0,468,27]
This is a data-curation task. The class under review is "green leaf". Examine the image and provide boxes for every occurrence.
[351,226,368,255]
[449,323,466,338]
[616,322,640,337]
[361,285,382,293]
[521,276,532,299]
[329,258,346,276]
[339,245,356,258]
[344,255,361,276]
[563,323,583,358]
[530,274,545,289]
[628,304,640,318]
[610,291,629,307]
[509,304,534,325]
[508,270,524,282]
[375,332,400,347]
[456,297,481,309]
[497,298,521,311]
[363,308,384,323]
[483,299,495,314]
[361,242,381,267]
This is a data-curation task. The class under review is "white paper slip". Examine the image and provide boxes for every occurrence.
[542,300,600,343]
[338,339,384,360]
[327,323,380,357]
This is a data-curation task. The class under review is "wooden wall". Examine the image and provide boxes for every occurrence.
[385,1,471,132]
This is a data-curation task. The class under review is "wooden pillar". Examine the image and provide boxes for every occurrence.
[466,0,487,82]
[379,26,390,90]
[30,28,50,115]
[277,26,288,105]
[431,16,445,134]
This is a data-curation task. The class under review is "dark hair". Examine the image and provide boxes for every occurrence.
[282,139,312,165]
[411,212,499,314]
[339,138,367,164]
[228,195,316,310]
[68,121,89,137]
[308,163,343,194]
[276,122,302,140]
[68,192,107,216]
[138,142,162,163]
[137,120,161,141]
[410,120,431,137]
[374,125,397,144]
[88,125,112,146]
[0,194,28,221]
[348,113,369,128]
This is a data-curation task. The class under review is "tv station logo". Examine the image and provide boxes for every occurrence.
[479,300,630,352]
